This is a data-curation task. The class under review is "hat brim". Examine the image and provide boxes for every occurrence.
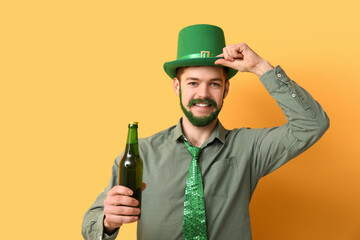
[164,57,238,80]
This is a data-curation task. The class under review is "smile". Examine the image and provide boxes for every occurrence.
[195,103,211,107]
[186,98,218,109]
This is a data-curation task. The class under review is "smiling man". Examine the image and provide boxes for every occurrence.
[82,24,329,240]
[175,65,230,146]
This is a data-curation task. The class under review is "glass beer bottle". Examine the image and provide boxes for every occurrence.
[119,122,143,218]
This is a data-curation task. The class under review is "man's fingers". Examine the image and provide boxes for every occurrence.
[142,182,146,191]
[105,214,139,225]
[106,205,141,216]
[214,59,234,68]
[105,195,139,207]
[230,48,244,59]
[108,185,133,197]
[217,50,243,60]
[223,47,235,61]
[214,58,225,65]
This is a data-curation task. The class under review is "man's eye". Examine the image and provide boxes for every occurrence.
[211,83,220,87]
[189,82,197,86]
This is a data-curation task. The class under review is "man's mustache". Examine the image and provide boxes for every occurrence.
[187,99,217,108]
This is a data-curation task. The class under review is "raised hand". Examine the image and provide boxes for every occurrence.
[215,43,273,77]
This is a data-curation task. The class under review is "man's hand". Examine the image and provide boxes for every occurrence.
[215,43,274,77]
[103,183,146,235]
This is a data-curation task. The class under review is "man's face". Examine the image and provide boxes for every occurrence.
[173,66,229,127]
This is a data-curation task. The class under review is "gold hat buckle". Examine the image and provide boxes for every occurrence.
[200,51,211,58]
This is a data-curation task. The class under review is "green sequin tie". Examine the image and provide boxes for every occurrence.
[182,140,208,240]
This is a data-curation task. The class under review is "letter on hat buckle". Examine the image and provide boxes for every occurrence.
[200,51,211,58]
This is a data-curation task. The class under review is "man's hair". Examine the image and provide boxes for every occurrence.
[176,66,229,82]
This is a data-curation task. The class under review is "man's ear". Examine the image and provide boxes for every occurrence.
[173,78,180,96]
[223,80,230,99]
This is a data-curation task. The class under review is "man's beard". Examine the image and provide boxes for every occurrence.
[179,88,223,127]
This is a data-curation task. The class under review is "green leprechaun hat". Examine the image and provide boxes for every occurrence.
[164,24,238,79]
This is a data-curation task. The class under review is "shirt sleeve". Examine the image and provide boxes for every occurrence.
[82,155,122,240]
[249,65,329,179]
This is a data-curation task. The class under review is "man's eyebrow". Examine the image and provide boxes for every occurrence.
[185,77,200,81]
[209,78,223,82]
[185,77,223,81]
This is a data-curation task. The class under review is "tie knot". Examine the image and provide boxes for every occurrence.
[187,146,202,159]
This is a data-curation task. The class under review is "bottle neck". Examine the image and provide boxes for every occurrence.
[124,125,139,155]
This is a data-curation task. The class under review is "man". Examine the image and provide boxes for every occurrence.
[82,24,329,240]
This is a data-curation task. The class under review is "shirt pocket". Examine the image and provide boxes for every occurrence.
[205,157,239,198]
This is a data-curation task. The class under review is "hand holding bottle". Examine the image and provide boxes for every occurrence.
[103,183,146,234]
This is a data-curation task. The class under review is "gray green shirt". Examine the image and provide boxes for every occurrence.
[82,66,329,240]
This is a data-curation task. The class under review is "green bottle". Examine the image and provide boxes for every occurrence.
[119,122,143,218]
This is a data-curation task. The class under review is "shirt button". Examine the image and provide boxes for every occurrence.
[277,73,282,78]
[292,93,296,98]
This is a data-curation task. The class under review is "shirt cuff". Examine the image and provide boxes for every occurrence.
[97,213,119,240]
[259,65,316,119]
[259,65,290,93]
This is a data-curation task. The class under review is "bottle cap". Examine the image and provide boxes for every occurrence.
[128,122,138,128]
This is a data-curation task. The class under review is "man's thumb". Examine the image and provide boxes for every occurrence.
[215,59,233,68]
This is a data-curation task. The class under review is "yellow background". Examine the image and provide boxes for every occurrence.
[1,0,359,239]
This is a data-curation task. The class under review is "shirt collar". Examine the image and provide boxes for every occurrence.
[172,118,226,144]
[173,119,184,141]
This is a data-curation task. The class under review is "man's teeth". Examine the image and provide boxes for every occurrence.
[195,103,211,107]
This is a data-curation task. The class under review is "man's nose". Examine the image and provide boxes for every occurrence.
[196,84,210,99]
